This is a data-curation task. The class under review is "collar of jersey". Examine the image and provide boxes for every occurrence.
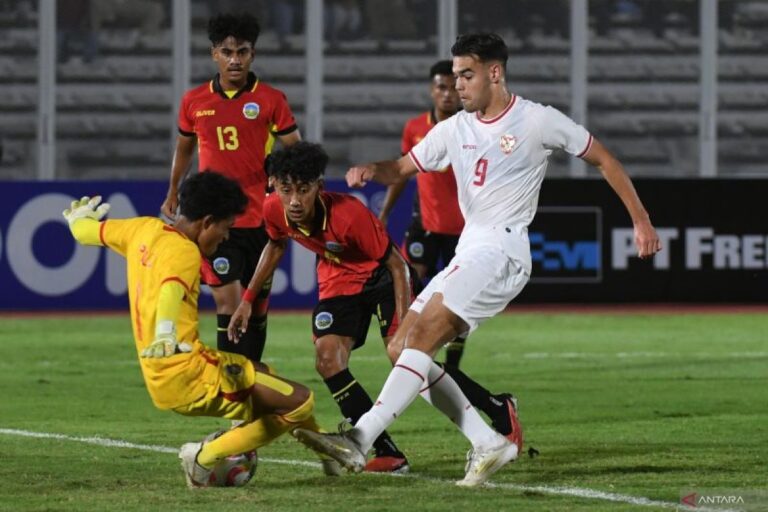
[210,71,258,99]
[162,225,202,256]
[284,193,328,235]
[475,94,517,124]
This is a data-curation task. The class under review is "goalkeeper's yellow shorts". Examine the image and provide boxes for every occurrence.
[171,349,294,422]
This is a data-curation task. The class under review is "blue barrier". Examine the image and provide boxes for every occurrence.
[0,180,415,310]
[4,178,765,308]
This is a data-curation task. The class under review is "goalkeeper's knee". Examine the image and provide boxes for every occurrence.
[282,390,315,425]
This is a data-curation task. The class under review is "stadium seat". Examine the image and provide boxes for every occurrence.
[588,35,628,54]
[719,87,768,109]
[0,113,35,137]
[619,29,675,53]
[719,30,765,53]
[0,86,35,110]
[739,113,768,136]
[648,56,699,80]
[589,56,648,82]
[3,6,768,180]
[719,138,768,163]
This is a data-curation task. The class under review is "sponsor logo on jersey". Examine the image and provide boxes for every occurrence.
[314,311,333,330]
[213,257,230,275]
[195,109,216,117]
[462,144,477,150]
[323,250,341,264]
[243,102,260,120]
[500,134,517,154]
[408,241,424,258]
[325,241,343,253]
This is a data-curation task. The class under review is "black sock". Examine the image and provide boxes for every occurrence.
[242,313,267,361]
[441,364,512,436]
[215,314,267,361]
[242,286,271,362]
[324,369,404,458]
[444,337,466,367]
[216,314,236,353]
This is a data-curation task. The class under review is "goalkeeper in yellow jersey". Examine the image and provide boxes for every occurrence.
[63,171,340,487]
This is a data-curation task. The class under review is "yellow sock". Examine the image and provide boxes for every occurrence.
[197,392,319,468]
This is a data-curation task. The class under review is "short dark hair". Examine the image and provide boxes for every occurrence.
[429,60,453,79]
[451,33,508,69]
[178,171,247,221]
[268,141,329,184]
[208,13,261,47]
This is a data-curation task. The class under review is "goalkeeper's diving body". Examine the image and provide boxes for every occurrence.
[63,171,340,487]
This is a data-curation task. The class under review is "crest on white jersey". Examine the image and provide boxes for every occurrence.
[500,134,517,154]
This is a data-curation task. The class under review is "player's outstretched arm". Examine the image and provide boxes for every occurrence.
[62,195,111,246]
[379,178,409,226]
[581,138,661,259]
[228,238,287,342]
[161,135,196,220]
[141,281,192,358]
[383,245,412,322]
[346,154,418,188]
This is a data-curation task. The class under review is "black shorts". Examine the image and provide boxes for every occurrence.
[404,221,460,279]
[311,265,421,349]
[202,227,268,287]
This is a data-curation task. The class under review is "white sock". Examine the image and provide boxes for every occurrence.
[352,348,432,452]
[419,362,500,450]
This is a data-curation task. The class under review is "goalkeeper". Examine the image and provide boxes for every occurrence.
[63,171,339,487]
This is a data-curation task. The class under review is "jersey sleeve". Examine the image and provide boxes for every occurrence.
[538,105,593,157]
[400,119,415,155]
[99,218,144,257]
[155,240,200,294]
[345,200,391,261]
[263,195,288,241]
[271,91,298,136]
[177,92,195,137]
[408,118,451,173]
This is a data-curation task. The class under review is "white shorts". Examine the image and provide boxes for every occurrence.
[409,243,530,334]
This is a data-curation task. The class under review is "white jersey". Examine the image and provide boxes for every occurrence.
[408,94,592,271]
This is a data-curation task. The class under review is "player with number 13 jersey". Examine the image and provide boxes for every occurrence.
[177,72,296,228]
[162,14,300,363]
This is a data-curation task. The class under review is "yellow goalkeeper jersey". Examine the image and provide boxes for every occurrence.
[99,217,221,409]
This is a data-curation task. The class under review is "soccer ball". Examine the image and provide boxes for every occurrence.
[203,430,258,487]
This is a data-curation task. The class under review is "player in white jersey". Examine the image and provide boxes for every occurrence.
[293,33,661,487]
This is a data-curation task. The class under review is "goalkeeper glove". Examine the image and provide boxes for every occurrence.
[62,195,110,226]
[140,321,192,358]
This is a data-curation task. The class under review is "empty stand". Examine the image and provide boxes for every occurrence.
[2,2,768,179]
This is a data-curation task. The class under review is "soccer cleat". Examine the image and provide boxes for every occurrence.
[292,428,366,473]
[456,437,518,487]
[178,442,212,488]
[319,456,343,476]
[497,393,523,452]
[363,455,410,474]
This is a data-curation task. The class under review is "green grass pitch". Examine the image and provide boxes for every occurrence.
[0,311,766,511]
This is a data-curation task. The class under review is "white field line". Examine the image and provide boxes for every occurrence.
[2,352,762,371]
[0,427,741,511]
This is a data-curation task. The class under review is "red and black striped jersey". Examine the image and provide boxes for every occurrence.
[178,72,297,227]
[264,191,391,300]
